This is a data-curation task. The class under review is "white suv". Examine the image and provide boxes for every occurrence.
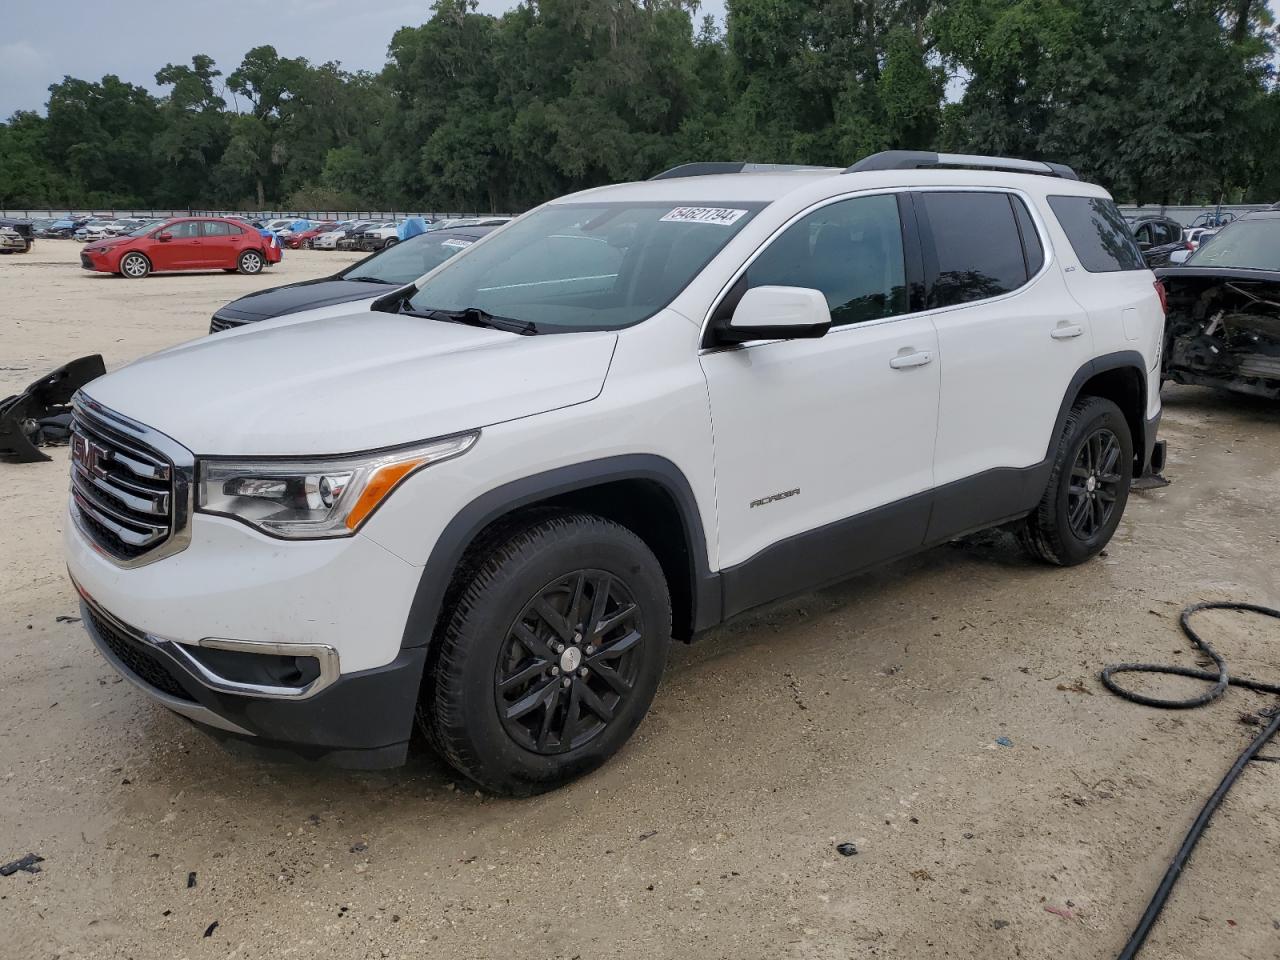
[65,152,1165,794]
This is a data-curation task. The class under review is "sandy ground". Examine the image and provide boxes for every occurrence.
[2,240,1280,960]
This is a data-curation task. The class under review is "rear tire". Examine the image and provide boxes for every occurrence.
[421,514,670,796]
[119,252,150,279]
[1020,396,1133,566]
[237,250,264,275]
[382,238,399,248]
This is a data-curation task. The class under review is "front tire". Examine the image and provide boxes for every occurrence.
[382,237,398,248]
[237,249,264,275]
[119,252,150,279]
[1020,396,1133,566]
[422,514,671,795]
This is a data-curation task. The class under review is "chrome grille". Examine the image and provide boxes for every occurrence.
[208,314,248,334]
[69,398,193,566]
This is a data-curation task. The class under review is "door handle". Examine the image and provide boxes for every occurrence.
[889,350,933,370]
[1051,323,1085,340]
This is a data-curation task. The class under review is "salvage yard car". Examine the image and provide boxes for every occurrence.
[1126,213,1188,267]
[209,225,498,332]
[0,218,34,253]
[1158,210,1280,399]
[80,216,283,278]
[65,152,1164,795]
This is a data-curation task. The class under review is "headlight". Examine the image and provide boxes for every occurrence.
[197,432,478,538]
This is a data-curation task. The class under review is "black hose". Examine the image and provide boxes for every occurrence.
[1101,601,1280,960]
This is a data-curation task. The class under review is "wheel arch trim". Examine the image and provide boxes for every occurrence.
[398,454,718,651]
[1049,350,1149,464]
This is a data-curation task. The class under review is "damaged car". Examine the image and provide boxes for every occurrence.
[1157,210,1280,400]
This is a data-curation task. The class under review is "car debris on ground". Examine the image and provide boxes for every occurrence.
[0,355,104,462]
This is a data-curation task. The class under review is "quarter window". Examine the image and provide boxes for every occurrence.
[743,194,907,326]
[1047,196,1146,272]
[202,221,242,237]
[919,192,1030,308]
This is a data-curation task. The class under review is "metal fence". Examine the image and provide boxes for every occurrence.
[1116,202,1276,226]
[1,209,510,221]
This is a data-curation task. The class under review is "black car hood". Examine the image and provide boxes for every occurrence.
[215,279,399,320]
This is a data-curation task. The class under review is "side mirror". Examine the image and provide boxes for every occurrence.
[156,231,173,242]
[717,286,832,344]
[1169,248,1191,264]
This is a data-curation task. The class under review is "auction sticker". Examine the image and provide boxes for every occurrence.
[440,238,474,249]
[660,207,748,226]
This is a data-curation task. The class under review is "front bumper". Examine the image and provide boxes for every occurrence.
[1,234,29,251]
[79,592,427,768]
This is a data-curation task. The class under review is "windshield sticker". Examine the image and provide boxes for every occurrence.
[440,238,474,249]
[659,207,748,226]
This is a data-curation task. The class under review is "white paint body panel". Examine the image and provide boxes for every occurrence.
[66,165,1163,683]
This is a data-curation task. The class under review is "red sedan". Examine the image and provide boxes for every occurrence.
[79,217,283,279]
[286,221,337,249]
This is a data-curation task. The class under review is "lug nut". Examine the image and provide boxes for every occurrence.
[562,677,572,688]
[551,666,560,676]
[579,667,589,678]
[573,632,583,643]
[584,645,595,656]
[553,642,564,654]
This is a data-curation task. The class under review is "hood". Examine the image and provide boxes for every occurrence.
[81,309,618,456]
[87,235,135,251]
[215,279,391,320]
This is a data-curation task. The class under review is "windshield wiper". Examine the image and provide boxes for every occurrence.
[403,304,537,336]
[347,275,396,284]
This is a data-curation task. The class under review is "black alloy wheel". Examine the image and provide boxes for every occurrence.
[495,570,644,754]
[1066,427,1123,540]
[1020,395,1133,566]
[423,513,670,795]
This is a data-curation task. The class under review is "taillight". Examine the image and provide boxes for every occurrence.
[1153,279,1168,314]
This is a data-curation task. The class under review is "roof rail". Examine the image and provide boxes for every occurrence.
[650,162,833,180]
[844,150,1079,181]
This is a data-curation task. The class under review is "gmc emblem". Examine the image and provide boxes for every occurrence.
[71,433,112,479]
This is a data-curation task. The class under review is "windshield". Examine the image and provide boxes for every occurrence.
[1186,218,1280,270]
[343,232,485,285]
[404,201,763,332]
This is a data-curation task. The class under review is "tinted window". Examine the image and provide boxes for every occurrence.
[745,194,906,326]
[164,221,201,239]
[202,221,242,237]
[1047,196,1146,272]
[1012,196,1045,276]
[921,192,1028,307]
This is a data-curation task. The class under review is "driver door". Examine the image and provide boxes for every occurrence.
[698,193,940,615]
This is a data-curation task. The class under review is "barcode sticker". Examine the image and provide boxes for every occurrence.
[440,238,474,249]
[659,207,748,226]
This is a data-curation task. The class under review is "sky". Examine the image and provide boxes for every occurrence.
[0,0,727,118]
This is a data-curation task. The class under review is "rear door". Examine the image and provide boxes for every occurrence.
[916,189,1093,538]
[200,220,243,268]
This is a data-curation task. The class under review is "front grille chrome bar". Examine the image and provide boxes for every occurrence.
[69,395,195,568]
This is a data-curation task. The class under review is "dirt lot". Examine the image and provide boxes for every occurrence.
[2,240,1280,960]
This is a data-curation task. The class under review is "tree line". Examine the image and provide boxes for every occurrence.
[1,0,1276,213]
